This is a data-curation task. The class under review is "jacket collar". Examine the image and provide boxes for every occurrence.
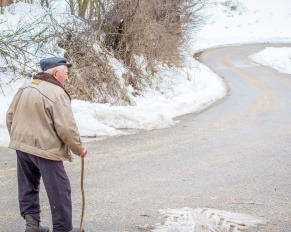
[33,72,71,101]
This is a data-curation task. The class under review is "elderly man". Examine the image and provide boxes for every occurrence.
[6,57,87,232]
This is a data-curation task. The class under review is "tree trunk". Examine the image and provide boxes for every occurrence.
[78,0,90,18]
[69,0,75,15]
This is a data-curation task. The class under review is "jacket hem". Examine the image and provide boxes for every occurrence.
[8,141,72,162]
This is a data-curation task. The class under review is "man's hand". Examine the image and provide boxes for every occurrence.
[80,148,88,158]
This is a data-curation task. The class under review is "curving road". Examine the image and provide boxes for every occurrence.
[0,44,291,231]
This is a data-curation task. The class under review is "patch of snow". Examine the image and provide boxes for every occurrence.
[249,47,291,74]
[153,207,266,232]
[191,0,291,52]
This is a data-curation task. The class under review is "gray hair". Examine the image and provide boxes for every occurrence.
[45,65,67,75]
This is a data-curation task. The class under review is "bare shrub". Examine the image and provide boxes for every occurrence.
[1,0,206,104]
[0,15,51,77]
[58,30,131,104]
[102,0,205,77]
[0,3,132,104]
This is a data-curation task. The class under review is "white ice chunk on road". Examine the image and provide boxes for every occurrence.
[153,207,266,232]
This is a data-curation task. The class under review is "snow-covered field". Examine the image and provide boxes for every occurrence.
[1,0,291,147]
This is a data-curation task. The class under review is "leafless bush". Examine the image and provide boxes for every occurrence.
[1,0,206,104]
[102,0,205,78]
[58,29,131,104]
[0,15,52,78]
[1,7,131,104]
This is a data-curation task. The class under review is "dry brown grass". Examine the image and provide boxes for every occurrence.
[59,32,131,105]
[0,0,13,14]
[0,0,13,7]
[102,0,202,76]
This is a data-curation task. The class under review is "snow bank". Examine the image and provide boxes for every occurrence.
[249,47,291,74]
[192,0,291,51]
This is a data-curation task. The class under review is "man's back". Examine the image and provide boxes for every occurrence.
[6,75,83,161]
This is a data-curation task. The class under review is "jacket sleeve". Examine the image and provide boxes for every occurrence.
[6,93,18,135]
[52,94,85,156]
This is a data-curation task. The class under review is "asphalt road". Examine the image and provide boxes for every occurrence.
[0,43,291,232]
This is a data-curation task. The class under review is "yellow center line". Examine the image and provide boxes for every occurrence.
[222,49,278,119]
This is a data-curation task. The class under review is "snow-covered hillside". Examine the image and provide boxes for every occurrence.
[193,0,291,51]
[1,0,291,146]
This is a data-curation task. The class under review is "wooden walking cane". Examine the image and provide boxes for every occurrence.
[80,157,85,232]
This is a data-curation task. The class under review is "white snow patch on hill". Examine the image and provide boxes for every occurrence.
[249,47,291,74]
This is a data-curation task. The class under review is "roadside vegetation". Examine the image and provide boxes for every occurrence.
[0,0,205,104]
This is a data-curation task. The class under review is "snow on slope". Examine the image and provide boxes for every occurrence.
[249,47,291,74]
[193,0,291,51]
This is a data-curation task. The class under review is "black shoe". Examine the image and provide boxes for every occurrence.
[25,215,50,232]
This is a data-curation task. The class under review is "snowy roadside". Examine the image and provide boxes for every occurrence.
[249,47,291,75]
[1,0,291,147]
[0,55,227,146]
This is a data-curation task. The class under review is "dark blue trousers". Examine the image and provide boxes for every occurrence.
[17,150,73,232]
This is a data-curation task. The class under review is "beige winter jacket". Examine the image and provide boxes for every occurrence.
[6,73,85,161]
